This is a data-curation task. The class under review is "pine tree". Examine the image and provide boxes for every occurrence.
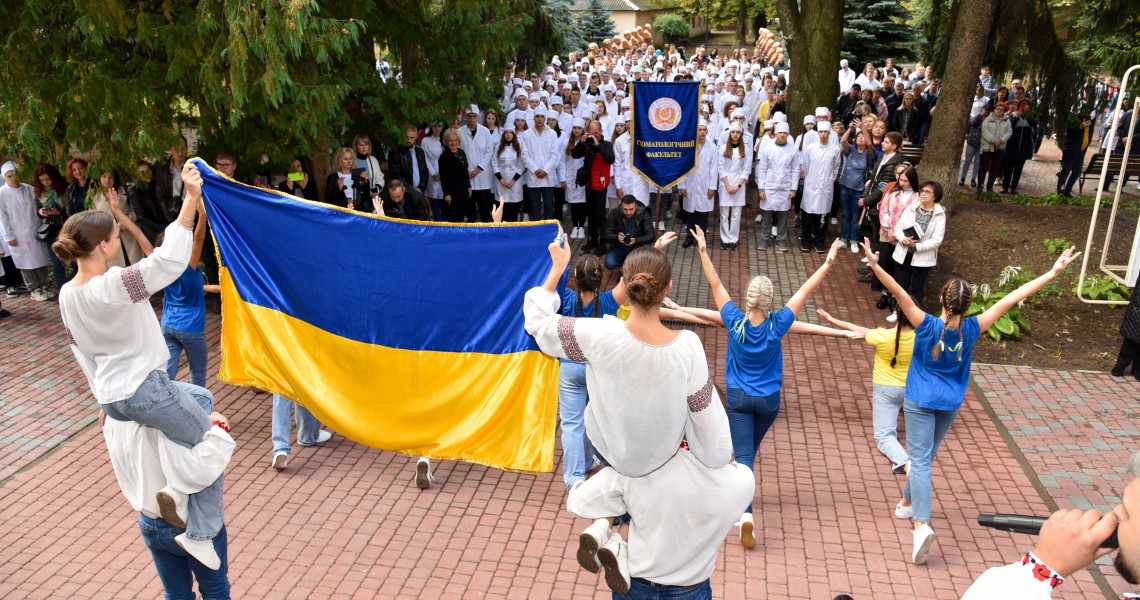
[579,0,617,44]
[543,0,585,56]
[841,0,919,65]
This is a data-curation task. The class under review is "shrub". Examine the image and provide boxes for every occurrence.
[1073,274,1131,303]
[977,190,1002,203]
[653,14,691,45]
[1041,237,1073,254]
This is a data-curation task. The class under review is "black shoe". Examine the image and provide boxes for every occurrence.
[0,309,9,319]
[801,245,810,253]
[999,188,1010,195]
[730,243,739,251]
[858,267,872,275]
[876,294,891,310]
[1010,188,1018,195]
[970,179,977,188]
[958,178,965,186]
[720,243,729,251]
[5,288,16,298]
[816,246,826,254]
[858,273,875,283]
[682,238,695,248]
[1112,366,1126,377]
[591,246,606,257]
[794,216,802,228]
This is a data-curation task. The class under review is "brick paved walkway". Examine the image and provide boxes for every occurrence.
[0,205,1137,599]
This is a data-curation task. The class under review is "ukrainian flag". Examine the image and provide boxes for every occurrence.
[192,158,560,473]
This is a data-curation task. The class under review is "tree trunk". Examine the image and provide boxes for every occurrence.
[921,0,996,213]
[773,0,843,130]
[735,0,748,48]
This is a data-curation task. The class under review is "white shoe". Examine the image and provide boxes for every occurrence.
[861,257,869,263]
[315,430,332,444]
[830,217,838,225]
[38,287,55,299]
[755,214,763,223]
[850,242,860,254]
[30,289,47,302]
[658,220,666,231]
[577,518,610,573]
[415,457,433,489]
[895,499,914,520]
[272,452,288,471]
[886,313,898,323]
[597,535,630,594]
[911,524,936,564]
[175,533,222,570]
[155,486,189,529]
[771,225,778,236]
[739,512,756,549]
[836,239,848,249]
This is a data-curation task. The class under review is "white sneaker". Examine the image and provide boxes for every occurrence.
[911,524,936,564]
[850,242,860,254]
[38,287,56,299]
[861,257,869,264]
[831,217,838,225]
[155,486,188,529]
[836,239,848,249]
[886,313,898,323]
[895,499,914,519]
[755,214,763,223]
[577,518,610,573]
[315,430,332,444]
[272,452,288,471]
[29,289,47,302]
[175,533,222,570]
[739,512,756,549]
[666,210,673,219]
[597,535,630,594]
[415,457,433,489]
[658,220,666,231]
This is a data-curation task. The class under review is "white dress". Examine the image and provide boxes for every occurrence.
[800,141,843,215]
[420,136,444,199]
[491,145,525,205]
[558,139,587,205]
[681,141,719,213]
[0,182,50,270]
[756,141,801,211]
[458,124,495,192]
[717,144,753,208]
[611,134,650,205]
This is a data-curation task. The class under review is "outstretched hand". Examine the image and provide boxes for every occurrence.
[842,330,864,340]
[862,236,880,269]
[654,231,677,250]
[816,308,833,322]
[1051,246,1081,275]
[825,238,841,264]
[107,187,121,216]
[492,198,504,224]
[691,226,707,254]
[548,230,571,270]
[182,163,204,199]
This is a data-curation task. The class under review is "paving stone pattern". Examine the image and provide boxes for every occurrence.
[0,202,1136,599]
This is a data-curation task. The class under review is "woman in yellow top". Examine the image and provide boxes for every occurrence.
[817,303,916,474]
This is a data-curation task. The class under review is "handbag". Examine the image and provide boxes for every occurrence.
[36,215,61,242]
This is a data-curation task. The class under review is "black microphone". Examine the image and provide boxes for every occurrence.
[978,513,1119,549]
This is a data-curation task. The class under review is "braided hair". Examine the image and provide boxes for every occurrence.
[734,275,774,343]
[932,278,972,361]
[890,295,917,368]
[572,254,604,317]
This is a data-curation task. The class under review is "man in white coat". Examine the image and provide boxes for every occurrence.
[520,106,562,220]
[799,123,842,253]
[612,113,650,208]
[0,162,53,301]
[838,59,857,95]
[459,105,496,222]
[755,123,800,252]
[681,120,718,248]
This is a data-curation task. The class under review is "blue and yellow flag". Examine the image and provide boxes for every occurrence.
[192,158,560,473]
[630,81,700,189]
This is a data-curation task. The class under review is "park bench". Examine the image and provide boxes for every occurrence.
[899,144,924,165]
[1080,152,1140,195]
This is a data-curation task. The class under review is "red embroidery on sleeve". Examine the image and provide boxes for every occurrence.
[687,379,714,412]
[121,264,149,303]
[557,316,586,362]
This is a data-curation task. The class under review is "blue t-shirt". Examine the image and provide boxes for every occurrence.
[721,303,795,396]
[558,289,620,364]
[904,314,981,411]
[161,266,206,333]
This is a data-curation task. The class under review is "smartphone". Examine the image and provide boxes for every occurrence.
[287,172,304,182]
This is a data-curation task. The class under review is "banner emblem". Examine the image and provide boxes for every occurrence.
[648,98,682,131]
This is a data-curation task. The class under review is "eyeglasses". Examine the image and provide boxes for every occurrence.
[920,189,934,195]
[217,162,235,168]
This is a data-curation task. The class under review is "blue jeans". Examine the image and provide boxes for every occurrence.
[725,388,780,513]
[271,394,322,455]
[960,145,981,181]
[838,186,861,242]
[871,384,909,469]
[901,397,959,523]
[140,517,231,600]
[604,242,645,270]
[558,361,594,490]
[103,371,224,540]
[613,578,711,599]
[139,515,231,600]
[429,197,446,220]
[164,326,208,388]
[44,227,69,290]
[529,186,554,220]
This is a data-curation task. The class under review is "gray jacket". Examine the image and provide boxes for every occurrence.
[979,114,1012,153]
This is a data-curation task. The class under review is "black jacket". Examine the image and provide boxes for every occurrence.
[154,157,185,216]
[380,187,431,221]
[64,182,90,217]
[1123,286,1140,343]
[892,106,919,140]
[389,144,430,192]
[865,152,905,207]
[1062,123,1092,156]
[438,148,471,201]
[127,181,171,243]
[570,137,615,188]
[603,204,654,247]
[276,176,320,201]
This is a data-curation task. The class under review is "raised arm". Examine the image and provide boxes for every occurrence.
[815,308,871,335]
[784,238,841,316]
[188,202,208,267]
[692,226,732,310]
[108,188,154,257]
[788,321,863,339]
[863,236,927,326]
[978,247,1080,332]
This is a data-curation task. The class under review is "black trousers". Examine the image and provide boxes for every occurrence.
[586,188,607,248]
[979,150,1005,191]
[1116,338,1140,375]
[792,182,804,214]
[469,189,493,222]
[894,251,932,304]
[446,191,471,222]
[800,212,827,250]
[569,202,588,228]
[1057,150,1086,194]
[871,240,896,293]
[686,211,710,239]
[0,255,22,287]
[1001,159,1026,191]
[502,201,523,222]
[553,186,566,220]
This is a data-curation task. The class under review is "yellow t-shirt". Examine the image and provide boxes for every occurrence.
[864,327,915,387]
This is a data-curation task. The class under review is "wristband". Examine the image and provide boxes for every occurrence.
[213,420,230,433]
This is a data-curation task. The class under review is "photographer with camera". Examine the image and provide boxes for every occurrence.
[601,195,654,271]
[962,451,1140,598]
[1057,111,1094,199]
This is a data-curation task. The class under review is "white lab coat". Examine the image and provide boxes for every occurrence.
[756,141,801,211]
[800,141,843,214]
[612,134,650,205]
[458,124,495,191]
[838,68,857,94]
[421,135,444,199]
[558,135,586,204]
[520,126,562,188]
[681,141,719,213]
[492,144,526,204]
[717,142,753,208]
[0,183,50,270]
